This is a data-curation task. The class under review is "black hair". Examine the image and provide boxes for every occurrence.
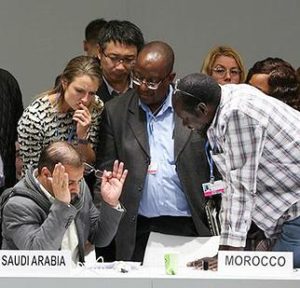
[268,66,299,99]
[246,57,299,109]
[97,20,144,52]
[175,73,221,113]
[246,57,294,83]
[85,18,107,42]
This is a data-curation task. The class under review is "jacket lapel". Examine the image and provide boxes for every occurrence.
[174,114,192,162]
[97,82,113,103]
[127,93,150,157]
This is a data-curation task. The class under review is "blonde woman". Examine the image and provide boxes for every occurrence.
[201,46,246,84]
[18,56,103,172]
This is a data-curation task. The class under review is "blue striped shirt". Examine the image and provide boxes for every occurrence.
[138,85,191,217]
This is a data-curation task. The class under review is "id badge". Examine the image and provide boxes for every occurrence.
[148,162,158,175]
[202,180,225,197]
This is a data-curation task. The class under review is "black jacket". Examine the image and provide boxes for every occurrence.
[0,69,23,193]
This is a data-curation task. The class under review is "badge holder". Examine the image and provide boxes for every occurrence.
[202,142,225,236]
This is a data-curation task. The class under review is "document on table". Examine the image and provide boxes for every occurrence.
[143,232,220,267]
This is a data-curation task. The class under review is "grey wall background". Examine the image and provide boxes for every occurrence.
[0,0,299,107]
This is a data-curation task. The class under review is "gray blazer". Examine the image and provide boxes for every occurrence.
[96,89,211,260]
[2,172,123,263]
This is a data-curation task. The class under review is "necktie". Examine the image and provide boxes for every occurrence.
[111,90,119,98]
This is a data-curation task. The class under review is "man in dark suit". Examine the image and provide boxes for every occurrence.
[0,68,23,194]
[96,20,144,103]
[96,41,211,262]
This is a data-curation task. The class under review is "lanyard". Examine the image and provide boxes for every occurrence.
[55,121,75,143]
[205,141,215,183]
[67,125,76,143]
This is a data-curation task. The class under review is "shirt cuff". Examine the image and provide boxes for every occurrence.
[113,203,124,212]
[219,230,247,247]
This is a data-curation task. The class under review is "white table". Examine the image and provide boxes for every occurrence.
[1,267,300,288]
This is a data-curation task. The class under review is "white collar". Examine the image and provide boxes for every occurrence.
[102,76,132,95]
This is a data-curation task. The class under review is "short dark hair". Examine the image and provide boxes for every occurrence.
[97,20,144,52]
[175,73,221,112]
[37,142,83,174]
[85,18,107,42]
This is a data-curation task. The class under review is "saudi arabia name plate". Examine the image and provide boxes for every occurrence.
[0,250,72,276]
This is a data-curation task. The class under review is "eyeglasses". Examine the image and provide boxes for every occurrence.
[173,79,199,99]
[212,66,241,78]
[131,72,169,90]
[102,51,136,66]
[83,162,104,179]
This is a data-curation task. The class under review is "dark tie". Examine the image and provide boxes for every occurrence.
[111,90,119,98]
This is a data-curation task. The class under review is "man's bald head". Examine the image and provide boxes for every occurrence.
[137,41,174,75]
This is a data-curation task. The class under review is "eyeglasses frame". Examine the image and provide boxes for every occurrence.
[211,66,241,78]
[131,72,171,90]
[102,50,136,66]
[83,162,104,179]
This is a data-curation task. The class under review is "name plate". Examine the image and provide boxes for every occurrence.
[0,250,72,276]
[218,251,293,275]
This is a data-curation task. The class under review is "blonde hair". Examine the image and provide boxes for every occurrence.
[40,55,102,112]
[201,46,246,83]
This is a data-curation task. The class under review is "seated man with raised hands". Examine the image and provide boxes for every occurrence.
[1,141,127,264]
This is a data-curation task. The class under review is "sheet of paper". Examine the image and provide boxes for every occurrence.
[143,232,220,268]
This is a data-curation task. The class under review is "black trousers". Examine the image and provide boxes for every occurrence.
[132,215,198,262]
[95,240,116,262]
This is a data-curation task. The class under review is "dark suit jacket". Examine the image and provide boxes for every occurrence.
[96,78,133,104]
[0,69,23,193]
[96,88,211,260]
[96,81,113,103]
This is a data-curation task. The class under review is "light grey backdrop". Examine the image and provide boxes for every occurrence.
[0,0,299,107]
